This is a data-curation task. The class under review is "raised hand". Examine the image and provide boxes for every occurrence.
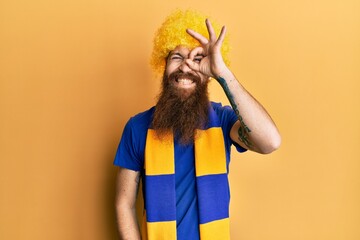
[185,19,229,79]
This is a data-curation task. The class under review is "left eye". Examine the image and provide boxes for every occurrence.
[194,58,202,62]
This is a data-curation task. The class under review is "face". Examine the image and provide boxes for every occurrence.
[165,46,208,95]
[151,46,210,144]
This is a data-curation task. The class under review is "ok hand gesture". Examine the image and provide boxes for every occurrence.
[185,19,229,79]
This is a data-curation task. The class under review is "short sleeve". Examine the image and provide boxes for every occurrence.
[213,103,247,153]
[225,106,247,153]
[113,119,143,171]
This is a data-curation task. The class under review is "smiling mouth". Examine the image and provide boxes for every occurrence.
[176,78,195,86]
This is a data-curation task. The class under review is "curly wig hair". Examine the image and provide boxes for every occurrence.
[150,9,230,74]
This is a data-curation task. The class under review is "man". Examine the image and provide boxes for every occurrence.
[114,10,281,240]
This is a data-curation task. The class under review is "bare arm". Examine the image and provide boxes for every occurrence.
[217,70,281,154]
[115,167,141,240]
[186,19,281,154]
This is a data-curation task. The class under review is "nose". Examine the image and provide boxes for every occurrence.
[178,61,192,73]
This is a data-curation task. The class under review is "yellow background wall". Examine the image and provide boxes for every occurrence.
[1,0,359,239]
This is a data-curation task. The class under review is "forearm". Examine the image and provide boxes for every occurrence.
[183,18,279,152]
[115,168,141,240]
[217,69,281,153]
[116,204,141,240]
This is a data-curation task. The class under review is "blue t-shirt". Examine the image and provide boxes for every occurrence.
[114,102,246,240]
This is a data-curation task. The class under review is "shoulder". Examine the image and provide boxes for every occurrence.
[210,101,238,133]
[211,101,234,117]
[121,106,155,146]
[127,106,155,130]
[113,107,155,170]
[210,102,247,153]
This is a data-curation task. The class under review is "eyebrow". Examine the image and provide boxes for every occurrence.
[167,51,204,60]
[171,52,183,57]
[168,51,183,57]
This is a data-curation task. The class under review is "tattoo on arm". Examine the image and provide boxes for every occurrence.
[217,77,253,148]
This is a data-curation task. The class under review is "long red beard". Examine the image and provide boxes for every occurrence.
[152,71,210,144]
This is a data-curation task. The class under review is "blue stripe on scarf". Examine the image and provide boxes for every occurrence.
[196,173,230,224]
[145,175,176,222]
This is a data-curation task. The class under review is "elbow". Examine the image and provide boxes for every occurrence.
[258,132,282,154]
[115,200,123,214]
[115,200,134,213]
[115,197,137,214]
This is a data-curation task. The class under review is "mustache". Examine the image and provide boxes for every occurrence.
[167,70,201,84]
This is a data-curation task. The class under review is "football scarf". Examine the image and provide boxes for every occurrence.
[142,105,231,240]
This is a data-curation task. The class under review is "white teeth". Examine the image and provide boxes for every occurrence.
[178,78,193,85]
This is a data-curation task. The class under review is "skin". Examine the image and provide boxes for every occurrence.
[115,167,141,240]
[115,19,281,239]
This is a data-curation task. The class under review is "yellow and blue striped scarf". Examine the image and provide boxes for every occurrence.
[142,105,230,240]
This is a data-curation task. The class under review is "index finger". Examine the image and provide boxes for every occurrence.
[205,19,216,42]
[186,29,209,45]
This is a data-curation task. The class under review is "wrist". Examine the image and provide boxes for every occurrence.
[216,69,235,85]
[216,65,232,77]
[211,63,230,78]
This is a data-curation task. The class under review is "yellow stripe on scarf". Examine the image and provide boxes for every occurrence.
[199,218,230,240]
[194,128,227,177]
[145,129,175,175]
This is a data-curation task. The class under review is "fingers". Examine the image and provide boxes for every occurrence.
[186,29,208,45]
[186,47,204,72]
[189,47,204,60]
[216,26,227,47]
[187,19,226,48]
[185,58,200,72]
[205,19,216,42]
